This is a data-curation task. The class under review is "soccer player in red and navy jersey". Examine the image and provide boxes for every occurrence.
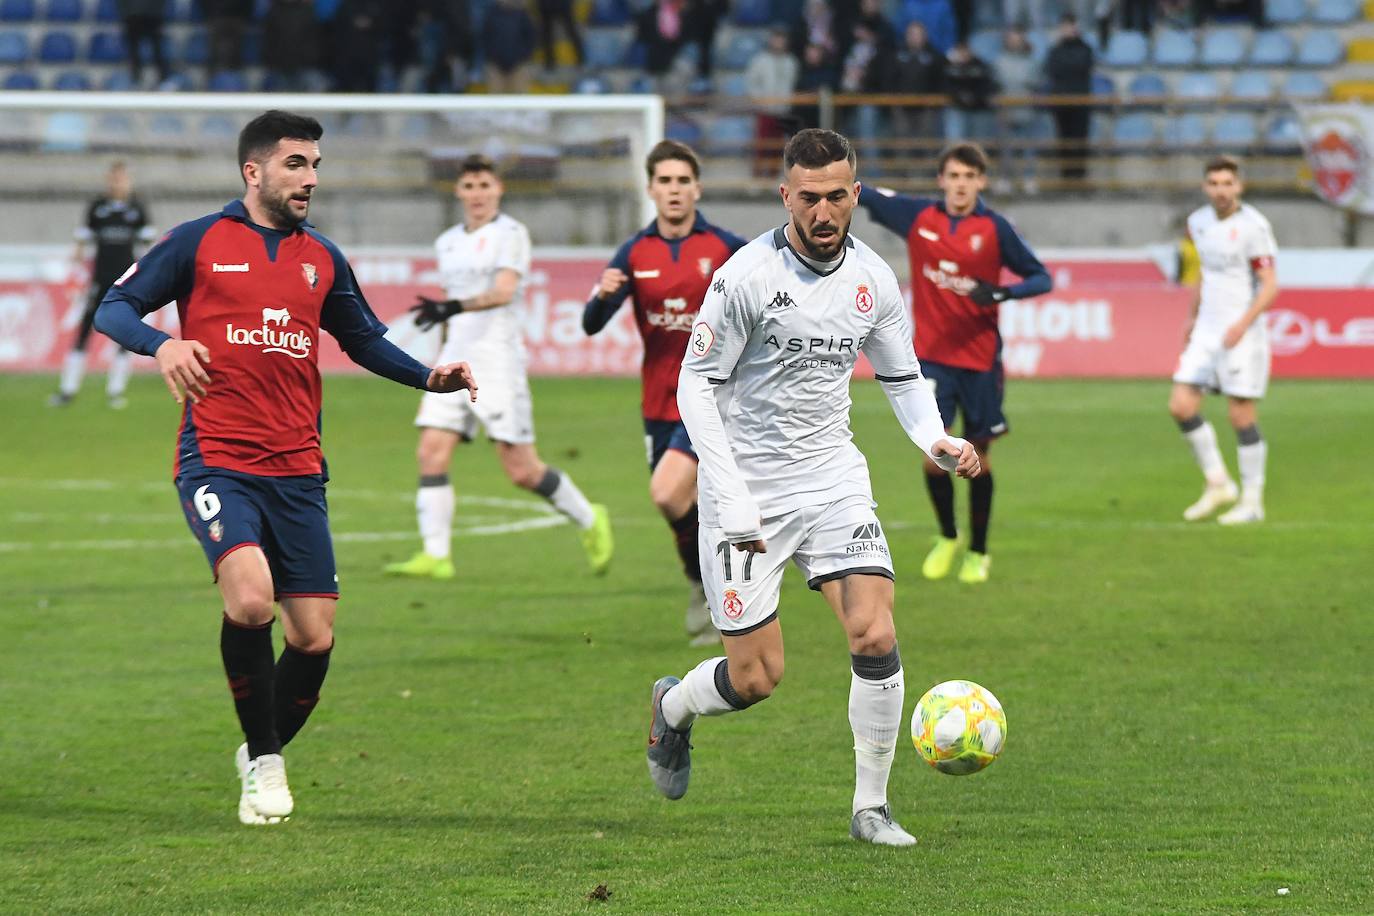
[93,110,476,826]
[582,140,746,644]
[858,142,1051,584]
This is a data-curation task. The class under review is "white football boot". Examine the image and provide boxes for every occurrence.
[236,744,292,824]
[1182,480,1238,521]
[1217,501,1264,526]
[850,805,917,847]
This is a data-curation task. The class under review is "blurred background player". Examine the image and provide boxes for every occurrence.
[387,154,612,581]
[93,110,477,825]
[582,140,746,645]
[1167,155,1279,526]
[49,161,156,409]
[858,142,1051,584]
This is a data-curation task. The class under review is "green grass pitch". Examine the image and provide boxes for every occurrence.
[1,374,1370,914]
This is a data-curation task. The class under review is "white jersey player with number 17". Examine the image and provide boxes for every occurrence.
[643,129,980,847]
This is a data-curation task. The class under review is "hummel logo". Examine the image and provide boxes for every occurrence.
[213,262,250,273]
[767,292,796,311]
[852,522,883,540]
[712,277,726,294]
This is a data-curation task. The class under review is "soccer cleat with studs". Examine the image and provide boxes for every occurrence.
[1182,480,1239,521]
[921,536,960,580]
[646,676,693,800]
[384,551,455,580]
[235,743,288,825]
[850,805,917,847]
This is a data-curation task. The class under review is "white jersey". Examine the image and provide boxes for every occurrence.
[682,227,923,524]
[1188,203,1277,335]
[433,212,532,372]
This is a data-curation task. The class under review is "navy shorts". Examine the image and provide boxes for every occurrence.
[175,469,339,598]
[922,359,1009,442]
[643,418,697,470]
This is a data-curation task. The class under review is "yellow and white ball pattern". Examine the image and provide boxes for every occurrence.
[912,679,1007,775]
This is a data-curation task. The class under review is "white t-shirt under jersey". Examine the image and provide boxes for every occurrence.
[434,212,532,372]
[681,226,923,525]
[1188,202,1277,336]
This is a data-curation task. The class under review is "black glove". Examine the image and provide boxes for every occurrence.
[409,296,465,331]
[968,280,1011,307]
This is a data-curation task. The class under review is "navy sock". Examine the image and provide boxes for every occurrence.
[220,615,281,759]
[924,472,957,539]
[274,641,332,747]
[969,473,994,554]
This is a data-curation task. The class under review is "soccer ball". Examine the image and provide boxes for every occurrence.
[912,679,1007,776]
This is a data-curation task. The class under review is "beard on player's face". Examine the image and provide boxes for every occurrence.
[792,209,850,260]
[258,171,311,228]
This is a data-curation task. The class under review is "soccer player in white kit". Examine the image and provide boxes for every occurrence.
[386,155,613,579]
[644,130,980,845]
[1167,156,1279,525]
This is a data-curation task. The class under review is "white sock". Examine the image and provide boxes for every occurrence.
[1183,420,1230,487]
[536,467,595,529]
[416,477,455,559]
[1237,440,1267,506]
[662,657,738,731]
[850,661,904,815]
[106,349,132,398]
[59,350,86,396]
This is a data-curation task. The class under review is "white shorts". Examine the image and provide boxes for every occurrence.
[699,495,895,636]
[414,368,536,444]
[1172,326,1270,399]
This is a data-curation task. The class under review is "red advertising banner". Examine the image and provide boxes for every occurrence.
[1,251,1369,379]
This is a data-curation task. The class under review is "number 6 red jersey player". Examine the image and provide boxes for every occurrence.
[94,110,476,826]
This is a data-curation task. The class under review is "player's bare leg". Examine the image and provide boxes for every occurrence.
[649,617,783,799]
[497,441,612,574]
[958,440,994,584]
[1218,396,1265,525]
[650,450,713,644]
[820,574,916,847]
[386,427,460,579]
[218,547,293,824]
[1169,383,1238,520]
[920,448,960,579]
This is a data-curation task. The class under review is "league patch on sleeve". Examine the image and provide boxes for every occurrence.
[690,322,715,358]
[114,261,138,286]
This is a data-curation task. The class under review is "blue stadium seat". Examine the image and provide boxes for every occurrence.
[1213,112,1258,146]
[42,111,88,149]
[665,116,703,144]
[572,74,609,94]
[587,0,629,26]
[1311,0,1360,23]
[181,29,207,65]
[732,0,771,25]
[1112,112,1156,144]
[0,0,35,21]
[207,69,247,91]
[158,70,191,89]
[1248,30,1294,66]
[720,72,748,96]
[94,0,116,20]
[88,30,124,62]
[95,112,132,135]
[1230,70,1273,99]
[709,115,754,145]
[101,68,132,89]
[2,68,37,87]
[969,29,1002,63]
[722,31,764,71]
[1152,28,1197,67]
[149,112,185,134]
[1103,30,1147,67]
[1282,70,1328,99]
[1092,72,1115,97]
[1163,113,1207,146]
[583,29,629,68]
[1296,30,1343,67]
[44,0,81,19]
[1176,71,1220,99]
[1266,0,1307,24]
[1199,29,1247,67]
[38,29,75,62]
[1125,71,1166,98]
[1265,113,1301,148]
[0,29,28,62]
[50,68,89,89]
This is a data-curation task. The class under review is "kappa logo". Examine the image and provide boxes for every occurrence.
[722,589,744,620]
[852,522,883,540]
[712,277,726,294]
[301,262,318,290]
[212,262,250,273]
[767,291,796,311]
[855,284,874,313]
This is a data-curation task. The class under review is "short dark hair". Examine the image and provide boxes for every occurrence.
[937,141,990,174]
[1205,154,1242,177]
[782,128,856,174]
[458,153,499,178]
[237,110,323,174]
[645,140,701,180]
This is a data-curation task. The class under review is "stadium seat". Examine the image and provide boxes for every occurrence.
[1282,70,1328,99]
[722,31,764,71]
[101,68,133,89]
[1347,37,1374,63]
[665,116,703,144]
[1265,0,1307,23]
[1250,31,1295,66]
[38,29,75,62]
[1311,0,1360,22]
[1152,28,1197,67]
[159,70,192,90]
[1125,71,1166,99]
[1199,29,1247,67]
[1264,113,1301,148]
[1296,30,1343,67]
[1112,112,1156,145]
[708,115,754,146]
[0,0,34,21]
[44,0,81,19]
[720,72,748,96]
[88,30,124,63]
[1213,112,1258,146]
[181,29,207,65]
[42,110,88,149]
[1163,113,1208,146]
[0,29,28,62]
[94,0,116,20]
[50,67,88,89]
[2,68,37,87]
[1103,30,1148,67]
[732,0,772,25]
[1091,72,1115,97]
[207,69,247,91]
[572,74,609,94]
[583,29,629,69]
[587,0,629,26]
[1332,79,1374,101]
[969,29,1002,63]
[628,73,654,93]
[1176,71,1220,99]
[1230,70,1273,99]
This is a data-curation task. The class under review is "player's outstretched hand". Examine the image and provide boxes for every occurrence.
[409,295,464,332]
[428,361,478,401]
[932,438,981,478]
[597,268,628,299]
[154,338,212,405]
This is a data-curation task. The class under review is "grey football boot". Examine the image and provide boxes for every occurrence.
[646,676,693,800]
[850,805,917,847]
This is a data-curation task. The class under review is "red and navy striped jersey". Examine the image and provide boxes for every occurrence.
[95,200,430,478]
[859,187,1052,371]
[583,213,746,421]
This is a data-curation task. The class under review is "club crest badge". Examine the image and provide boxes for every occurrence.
[208,520,224,543]
[722,589,744,620]
[855,284,874,313]
[699,257,713,278]
[301,263,318,290]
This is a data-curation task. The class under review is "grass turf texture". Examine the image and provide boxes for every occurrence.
[1,374,1370,914]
